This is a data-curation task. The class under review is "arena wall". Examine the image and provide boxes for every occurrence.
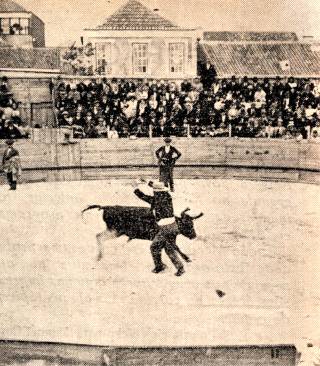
[0,341,297,366]
[0,137,319,185]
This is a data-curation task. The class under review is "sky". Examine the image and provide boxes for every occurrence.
[16,0,320,47]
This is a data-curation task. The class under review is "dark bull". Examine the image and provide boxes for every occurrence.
[82,205,203,266]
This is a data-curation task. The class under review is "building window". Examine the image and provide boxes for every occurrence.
[10,18,20,34]
[169,43,185,74]
[0,18,30,35]
[96,42,112,74]
[271,349,280,358]
[20,18,30,35]
[132,43,148,74]
[0,18,10,35]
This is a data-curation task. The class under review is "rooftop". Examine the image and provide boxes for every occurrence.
[199,42,320,76]
[203,31,299,43]
[91,0,186,31]
[0,48,61,70]
[0,0,28,13]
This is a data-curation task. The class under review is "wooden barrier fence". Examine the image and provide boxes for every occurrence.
[0,137,319,185]
[0,341,297,366]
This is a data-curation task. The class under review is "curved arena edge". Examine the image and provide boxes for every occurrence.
[0,137,319,366]
[0,137,319,185]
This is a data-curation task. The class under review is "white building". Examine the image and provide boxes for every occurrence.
[84,0,199,79]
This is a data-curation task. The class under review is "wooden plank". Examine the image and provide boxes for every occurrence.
[0,342,297,366]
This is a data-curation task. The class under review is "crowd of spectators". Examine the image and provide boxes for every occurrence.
[54,71,320,141]
[1,69,320,142]
[0,77,30,140]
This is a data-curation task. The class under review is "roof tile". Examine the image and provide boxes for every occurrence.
[0,48,61,69]
[199,42,320,76]
[203,31,299,42]
[95,0,181,31]
[0,0,28,13]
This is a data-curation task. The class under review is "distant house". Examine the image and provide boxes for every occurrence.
[0,1,57,124]
[0,0,319,80]
[0,1,59,76]
[0,0,45,48]
[83,0,199,79]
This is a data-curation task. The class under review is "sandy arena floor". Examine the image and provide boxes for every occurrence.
[0,179,319,354]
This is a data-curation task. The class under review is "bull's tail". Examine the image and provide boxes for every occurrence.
[82,205,105,217]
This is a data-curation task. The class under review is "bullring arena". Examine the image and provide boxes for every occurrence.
[1,0,320,363]
[0,137,319,365]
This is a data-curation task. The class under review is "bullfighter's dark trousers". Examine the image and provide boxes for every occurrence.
[159,166,174,191]
[7,172,16,190]
[150,224,183,271]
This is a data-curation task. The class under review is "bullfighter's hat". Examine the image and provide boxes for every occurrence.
[164,137,172,143]
[5,139,15,145]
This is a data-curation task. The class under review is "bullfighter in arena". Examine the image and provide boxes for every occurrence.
[2,139,22,190]
[134,180,186,276]
[155,137,181,192]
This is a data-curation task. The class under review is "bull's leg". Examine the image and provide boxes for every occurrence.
[172,243,192,263]
[96,229,118,261]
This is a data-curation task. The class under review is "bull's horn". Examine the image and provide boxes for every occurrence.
[191,213,204,220]
[181,208,191,215]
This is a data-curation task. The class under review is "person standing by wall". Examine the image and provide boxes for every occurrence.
[155,137,181,192]
[2,139,22,190]
[200,61,217,90]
